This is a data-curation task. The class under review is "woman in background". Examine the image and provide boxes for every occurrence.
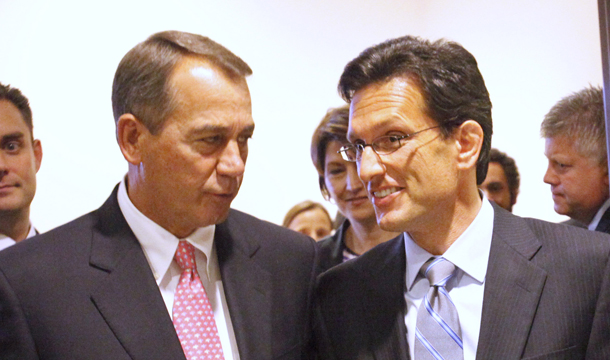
[283,200,333,241]
[311,105,401,271]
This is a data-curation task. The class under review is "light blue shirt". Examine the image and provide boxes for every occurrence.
[404,197,494,360]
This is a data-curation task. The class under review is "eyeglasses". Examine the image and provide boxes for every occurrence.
[338,125,442,162]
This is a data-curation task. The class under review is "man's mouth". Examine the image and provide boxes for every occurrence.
[373,187,400,199]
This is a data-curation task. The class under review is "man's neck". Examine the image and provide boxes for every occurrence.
[410,187,483,256]
[0,209,31,242]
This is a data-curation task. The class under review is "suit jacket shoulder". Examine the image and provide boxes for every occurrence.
[0,187,188,360]
[478,205,610,359]
[315,234,408,360]
[214,208,319,359]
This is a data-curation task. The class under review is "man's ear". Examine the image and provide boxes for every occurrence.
[32,139,42,173]
[116,114,149,165]
[455,120,484,171]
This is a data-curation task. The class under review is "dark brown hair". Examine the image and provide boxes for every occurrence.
[489,148,520,206]
[310,105,350,198]
[0,82,33,136]
[338,35,493,184]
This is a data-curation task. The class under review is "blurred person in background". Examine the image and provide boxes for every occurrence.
[283,200,333,241]
[479,148,519,212]
[311,105,400,271]
[0,82,42,250]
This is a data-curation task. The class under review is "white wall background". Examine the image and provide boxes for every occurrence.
[0,0,602,231]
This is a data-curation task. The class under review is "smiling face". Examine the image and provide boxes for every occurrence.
[324,140,376,225]
[348,77,460,234]
[543,134,609,224]
[121,56,254,237]
[0,100,42,216]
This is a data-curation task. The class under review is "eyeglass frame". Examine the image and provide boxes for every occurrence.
[337,125,443,162]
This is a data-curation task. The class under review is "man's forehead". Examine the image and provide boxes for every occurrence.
[347,78,429,141]
[0,100,30,136]
[544,135,577,155]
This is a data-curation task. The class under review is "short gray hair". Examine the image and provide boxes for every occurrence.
[541,86,606,166]
[112,30,252,134]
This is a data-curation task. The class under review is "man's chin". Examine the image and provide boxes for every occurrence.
[377,212,405,233]
[203,207,232,226]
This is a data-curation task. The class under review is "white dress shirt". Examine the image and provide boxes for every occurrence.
[117,180,240,360]
[0,223,37,251]
[588,197,610,231]
[404,197,494,360]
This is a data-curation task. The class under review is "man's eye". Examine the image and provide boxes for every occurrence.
[487,183,503,192]
[237,134,252,145]
[4,141,21,152]
[555,161,570,170]
[201,135,224,144]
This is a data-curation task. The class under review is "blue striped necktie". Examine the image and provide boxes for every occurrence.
[414,257,463,360]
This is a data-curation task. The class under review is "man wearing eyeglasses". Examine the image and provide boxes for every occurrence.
[314,35,610,360]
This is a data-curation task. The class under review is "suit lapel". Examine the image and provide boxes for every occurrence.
[356,235,409,360]
[215,210,272,359]
[476,206,547,359]
[595,206,610,234]
[89,188,185,360]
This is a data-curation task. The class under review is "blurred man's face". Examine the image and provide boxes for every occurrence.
[480,162,513,211]
[544,134,609,224]
[127,57,254,237]
[0,100,42,215]
[348,77,459,234]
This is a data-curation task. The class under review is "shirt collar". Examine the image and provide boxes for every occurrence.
[0,221,37,242]
[117,178,216,282]
[26,223,37,238]
[588,197,610,230]
[405,196,495,290]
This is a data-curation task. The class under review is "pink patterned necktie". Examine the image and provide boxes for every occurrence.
[172,241,225,360]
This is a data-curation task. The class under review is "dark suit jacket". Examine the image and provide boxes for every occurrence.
[317,220,350,273]
[315,204,610,360]
[0,187,318,360]
[595,206,610,234]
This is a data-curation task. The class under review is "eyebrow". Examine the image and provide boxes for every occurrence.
[347,117,398,143]
[189,123,255,136]
[1,132,25,144]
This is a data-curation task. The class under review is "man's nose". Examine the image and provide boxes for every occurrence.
[357,147,385,184]
[217,140,246,177]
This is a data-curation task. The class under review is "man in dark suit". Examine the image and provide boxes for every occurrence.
[541,86,610,234]
[0,31,317,360]
[0,83,42,250]
[314,36,610,359]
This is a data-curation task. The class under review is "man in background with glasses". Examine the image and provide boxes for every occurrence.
[314,35,610,360]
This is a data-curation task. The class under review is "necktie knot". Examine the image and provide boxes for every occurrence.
[174,241,196,271]
[420,257,456,287]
